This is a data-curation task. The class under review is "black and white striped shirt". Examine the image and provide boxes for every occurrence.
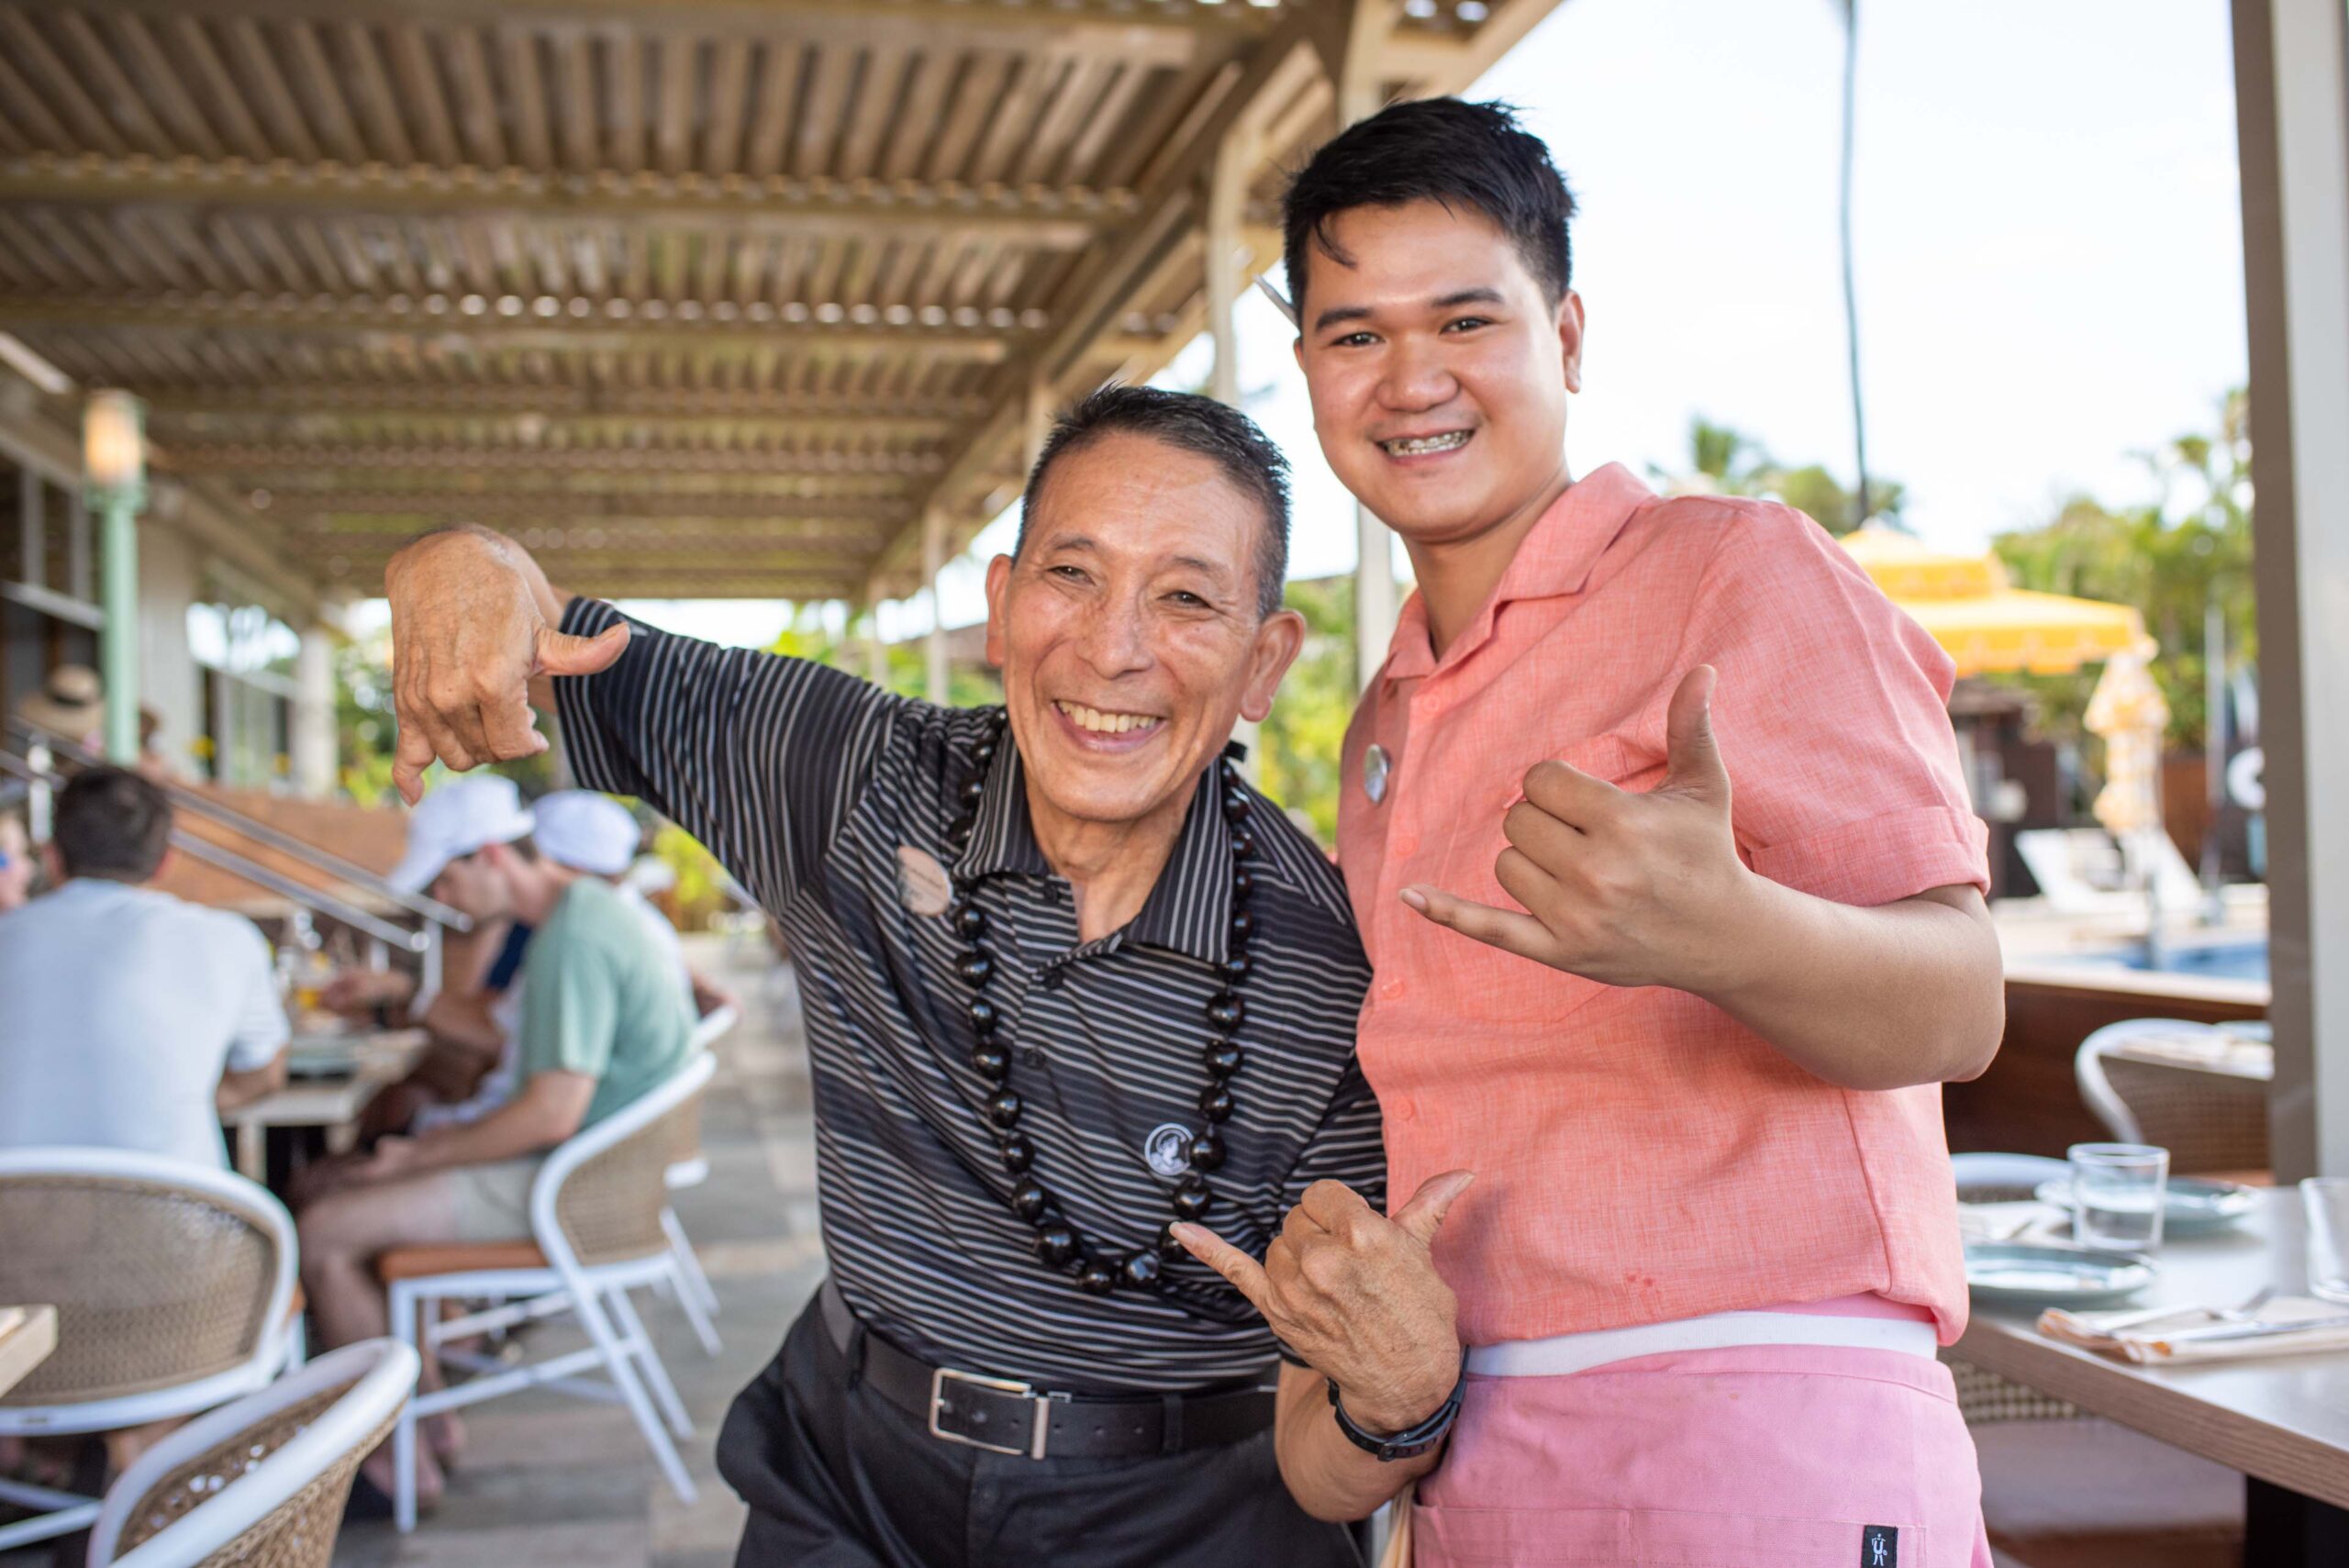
[555,598,1383,1392]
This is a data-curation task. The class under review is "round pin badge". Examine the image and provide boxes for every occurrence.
[895,845,953,917]
[1144,1122,1195,1178]
[1363,742,1392,805]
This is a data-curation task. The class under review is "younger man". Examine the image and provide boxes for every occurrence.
[1180,100,2004,1567]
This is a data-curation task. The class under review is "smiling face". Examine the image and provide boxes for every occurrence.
[984,430,1305,839]
[1297,199,1583,557]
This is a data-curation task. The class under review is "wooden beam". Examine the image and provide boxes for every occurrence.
[0,152,1132,246]
[295,524,891,555]
[135,385,994,419]
[0,297,1024,360]
[158,442,951,476]
[149,409,967,444]
[70,1,1259,51]
[250,491,912,521]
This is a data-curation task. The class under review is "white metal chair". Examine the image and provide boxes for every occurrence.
[84,1339,419,1568]
[380,1051,717,1530]
[2076,1018,2271,1173]
[0,1149,300,1555]
[655,1003,740,1356]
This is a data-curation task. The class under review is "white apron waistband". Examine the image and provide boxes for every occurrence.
[1465,1310,1940,1378]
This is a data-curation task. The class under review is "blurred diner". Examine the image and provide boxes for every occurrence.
[0,767,290,1168]
[294,777,696,1508]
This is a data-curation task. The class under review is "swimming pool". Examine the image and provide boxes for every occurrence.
[2061,939,2270,984]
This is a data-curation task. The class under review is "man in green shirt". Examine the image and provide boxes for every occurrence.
[297,776,694,1507]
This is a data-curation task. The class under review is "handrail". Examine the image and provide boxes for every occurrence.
[5,715,470,932]
[0,751,428,951]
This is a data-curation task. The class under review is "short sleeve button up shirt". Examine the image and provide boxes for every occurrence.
[1338,464,1990,1346]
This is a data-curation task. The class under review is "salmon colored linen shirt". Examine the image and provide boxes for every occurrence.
[1337,463,1991,1347]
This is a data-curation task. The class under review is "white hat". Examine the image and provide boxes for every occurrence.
[531,790,641,876]
[389,775,537,893]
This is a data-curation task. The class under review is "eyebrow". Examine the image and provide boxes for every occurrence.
[1311,286,1508,334]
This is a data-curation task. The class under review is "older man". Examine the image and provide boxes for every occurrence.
[384,386,1383,1567]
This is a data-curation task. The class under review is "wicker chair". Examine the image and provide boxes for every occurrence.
[0,1150,299,1555]
[655,1003,740,1358]
[84,1339,417,1568]
[2076,1019,2271,1175]
[378,1051,718,1530]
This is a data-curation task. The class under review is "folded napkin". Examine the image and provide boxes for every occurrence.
[1957,1201,2067,1243]
[2038,1296,2349,1363]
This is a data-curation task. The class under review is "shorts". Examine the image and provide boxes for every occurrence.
[446,1155,544,1242]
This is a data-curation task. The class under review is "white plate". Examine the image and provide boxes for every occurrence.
[2032,1176,2260,1235]
[1965,1241,2157,1307]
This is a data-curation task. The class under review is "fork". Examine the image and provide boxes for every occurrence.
[2096,1284,2275,1334]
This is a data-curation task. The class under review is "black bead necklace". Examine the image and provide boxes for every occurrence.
[944,713,1257,1296]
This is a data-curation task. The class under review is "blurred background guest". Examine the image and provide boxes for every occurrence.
[13,663,105,751]
[532,789,732,1017]
[0,767,288,1168]
[0,811,31,914]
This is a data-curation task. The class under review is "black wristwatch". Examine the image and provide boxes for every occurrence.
[1327,1348,1469,1462]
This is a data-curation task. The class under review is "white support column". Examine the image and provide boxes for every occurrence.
[922,508,950,707]
[2233,0,2349,1177]
[291,625,336,798]
[863,607,888,691]
[1207,130,1252,409]
[1354,506,1398,690]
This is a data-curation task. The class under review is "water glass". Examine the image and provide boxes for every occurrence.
[2068,1142,2169,1251]
[2303,1177,2349,1305]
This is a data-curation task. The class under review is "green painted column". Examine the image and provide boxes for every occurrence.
[99,490,138,762]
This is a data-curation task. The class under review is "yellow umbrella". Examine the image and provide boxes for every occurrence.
[1839,525,2147,677]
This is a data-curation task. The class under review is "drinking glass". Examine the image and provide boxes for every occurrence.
[2302,1177,2349,1305]
[2068,1142,2169,1251]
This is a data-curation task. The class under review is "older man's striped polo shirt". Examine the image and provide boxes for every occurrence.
[554,597,1383,1392]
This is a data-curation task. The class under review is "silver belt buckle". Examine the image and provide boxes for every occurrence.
[928,1367,1051,1459]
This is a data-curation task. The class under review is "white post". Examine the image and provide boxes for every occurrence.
[2233,0,2349,1177]
[1207,130,1251,409]
[923,508,950,707]
[1354,506,1397,692]
[292,625,336,798]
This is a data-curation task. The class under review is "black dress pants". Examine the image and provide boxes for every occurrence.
[717,1291,1364,1568]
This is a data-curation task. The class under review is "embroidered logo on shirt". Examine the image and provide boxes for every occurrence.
[1144,1122,1194,1178]
[1861,1526,1898,1567]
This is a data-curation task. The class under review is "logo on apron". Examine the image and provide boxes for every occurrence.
[1861,1526,1898,1567]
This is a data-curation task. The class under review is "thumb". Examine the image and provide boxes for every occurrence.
[1392,1169,1475,1248]
[534,620,629,678]
[1661,664,1728,805]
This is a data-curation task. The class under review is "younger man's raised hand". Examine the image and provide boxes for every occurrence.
[1174,1171,1471,1435]
[1399,665,1755,993]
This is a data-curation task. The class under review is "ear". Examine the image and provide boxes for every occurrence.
[1556,289,1586,395]
[1239,607,1308,724]
[1291,334,1306,373]
[982,554,1013,670]
[150,847,174,882]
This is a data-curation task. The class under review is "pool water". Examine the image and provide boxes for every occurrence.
[2065,940,2269,983]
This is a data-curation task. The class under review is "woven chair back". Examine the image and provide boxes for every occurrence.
[555,1088,707,1266]
[0,1173,278,1405]
[113,1377,395,1568]
[2099,1055,2270,1174]
[663,1091,706,1171]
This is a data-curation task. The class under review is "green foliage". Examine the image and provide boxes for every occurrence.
[1987,389,2254,748]
[1255,576,1358,844]
[1656,417,1903,534]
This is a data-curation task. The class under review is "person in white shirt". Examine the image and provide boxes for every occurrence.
[0,766,289,1169]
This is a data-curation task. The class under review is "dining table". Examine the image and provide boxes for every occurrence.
[1955,1187,2349,1565]
[221,1026,430,1183]
[0,1305,57,1397]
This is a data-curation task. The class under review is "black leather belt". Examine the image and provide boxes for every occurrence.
[818,1279,1277,1461]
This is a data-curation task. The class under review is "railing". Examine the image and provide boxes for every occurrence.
[3,717,472,993]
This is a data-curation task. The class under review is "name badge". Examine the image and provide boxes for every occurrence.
[1363,743,1392,805]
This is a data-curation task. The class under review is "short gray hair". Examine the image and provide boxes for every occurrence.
[1016,384,1291,619]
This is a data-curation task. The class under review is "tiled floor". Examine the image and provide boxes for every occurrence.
[334,934,818,1568]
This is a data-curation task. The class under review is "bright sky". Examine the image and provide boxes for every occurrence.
[606,0,2250,649]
